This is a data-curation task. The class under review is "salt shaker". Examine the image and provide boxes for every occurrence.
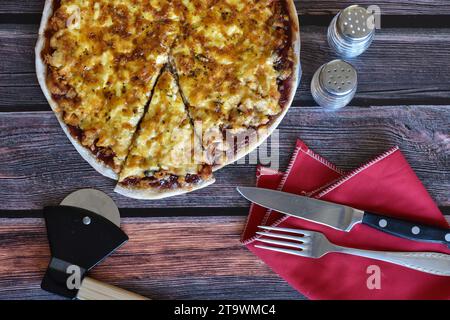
[327,5,376,58]
[311,59,357,110]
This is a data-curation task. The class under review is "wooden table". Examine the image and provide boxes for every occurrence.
[0,1,449,300]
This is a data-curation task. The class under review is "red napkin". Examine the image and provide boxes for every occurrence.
[242,140,450,300]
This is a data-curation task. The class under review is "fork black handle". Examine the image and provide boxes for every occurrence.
[362,212,450,248]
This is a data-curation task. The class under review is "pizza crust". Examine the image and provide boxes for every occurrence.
[35,0,118,180]
[114,177,216,200]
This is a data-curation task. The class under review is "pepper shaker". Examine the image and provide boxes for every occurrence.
[311,59,357,110]
[328,5,376,58]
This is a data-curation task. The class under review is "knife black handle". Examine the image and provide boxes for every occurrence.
[362,212,450,248]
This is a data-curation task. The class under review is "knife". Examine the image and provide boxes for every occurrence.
[41,189,149,300]
[237,187,450,247]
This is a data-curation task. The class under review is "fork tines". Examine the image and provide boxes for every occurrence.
[255,226,313,258]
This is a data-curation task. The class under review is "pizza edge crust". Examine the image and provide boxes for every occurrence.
[212,0,301,171]
[114,176,216,200]
[35,0,119,180]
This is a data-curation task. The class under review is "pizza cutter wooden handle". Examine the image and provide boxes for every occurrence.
[76,277,149,300]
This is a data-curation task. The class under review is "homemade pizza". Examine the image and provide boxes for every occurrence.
[36,0,300,199]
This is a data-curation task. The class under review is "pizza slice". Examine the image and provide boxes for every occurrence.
[37,0,181,179]
[172,0,295,168]
[115,69,215,199]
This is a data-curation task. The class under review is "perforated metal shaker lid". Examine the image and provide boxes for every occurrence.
[311,60,357,110]
[328,5,376,58]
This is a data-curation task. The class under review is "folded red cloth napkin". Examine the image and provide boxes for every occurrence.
[242,140,450,300]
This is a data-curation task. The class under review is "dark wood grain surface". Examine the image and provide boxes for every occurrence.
[0,217,304,300]
[0,107,448,211]
[0,0,449,300]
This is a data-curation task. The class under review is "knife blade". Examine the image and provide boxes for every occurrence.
[237,187,450,247]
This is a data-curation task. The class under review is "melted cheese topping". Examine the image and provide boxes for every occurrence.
[45,0,181,171]
[119,70,211,187]
[172,0,291,140]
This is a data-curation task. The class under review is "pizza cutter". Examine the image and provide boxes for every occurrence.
[41,189,149,300]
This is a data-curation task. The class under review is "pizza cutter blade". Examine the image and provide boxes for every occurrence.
[41,189,148,300]
[60,189,121,227]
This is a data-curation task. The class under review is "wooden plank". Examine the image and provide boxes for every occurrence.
[0,217,304,300]
[1,0,450,15]
[297,1,450,16]
[2,25,450,107]
[0,24,37,75]
[300,27,450,105]
[0,106,448,211]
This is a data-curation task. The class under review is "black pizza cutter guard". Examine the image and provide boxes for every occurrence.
[41,189,148,300]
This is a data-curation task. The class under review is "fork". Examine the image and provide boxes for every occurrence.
[255,226,450,276]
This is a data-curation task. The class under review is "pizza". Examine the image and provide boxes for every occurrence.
[36,0,300,199]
